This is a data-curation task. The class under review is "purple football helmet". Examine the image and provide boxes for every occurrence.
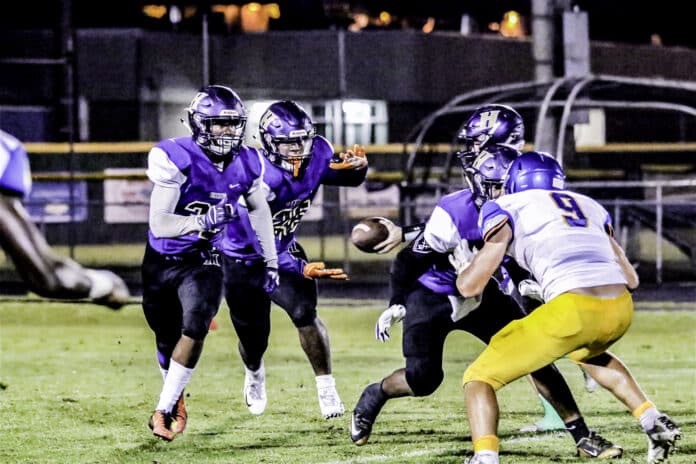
[187,85,247,158]
[466,143,521,205]
[456,104,525,169]
[504,151,566,194]
[259,100,316,178]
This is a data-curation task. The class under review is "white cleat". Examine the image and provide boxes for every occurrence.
[317,382,345,419]
[243,365,267,415]
[646,415,682,464]
[464,452,499,464]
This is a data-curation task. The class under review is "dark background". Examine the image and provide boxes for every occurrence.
[1,1,693,50]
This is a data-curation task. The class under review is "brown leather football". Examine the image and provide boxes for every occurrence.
[351,217,389,253]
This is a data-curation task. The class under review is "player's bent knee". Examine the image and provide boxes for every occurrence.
[406,361,443,396]
[289,307,318,328]
[182,323,211,341]
[463,366,504,391]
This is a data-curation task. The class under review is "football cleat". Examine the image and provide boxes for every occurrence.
[317,380,345,419]
[350,383,387,446]
[170,391,187,434]
[243,365,267,415]
[646,415,682,464]
[464,452,499,464]
[148,410,175,442]
[576,431,623,459]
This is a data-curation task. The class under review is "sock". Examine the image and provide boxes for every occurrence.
[316,374,336,389]
[156,359,194,413]
[245,360,265,380]
[473,434,499,453]
[633,402,660,432]
[159,366,168,383]
[565,417,591,444]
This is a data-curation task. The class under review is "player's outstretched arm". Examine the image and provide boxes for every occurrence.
[373,219,425,254]
[0,194,130,308]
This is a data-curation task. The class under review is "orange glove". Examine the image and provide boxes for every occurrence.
[329,144,367,170]
[303,261,348,280]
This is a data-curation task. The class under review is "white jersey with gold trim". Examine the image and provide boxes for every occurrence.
[479,189,628,301]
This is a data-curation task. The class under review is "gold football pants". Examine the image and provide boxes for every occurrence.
[463,290,633,390]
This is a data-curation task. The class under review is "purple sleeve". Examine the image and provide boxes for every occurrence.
[156,139,192,172]
[479,200,513,242]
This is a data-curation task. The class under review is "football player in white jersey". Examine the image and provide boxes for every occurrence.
[454,151,682,464]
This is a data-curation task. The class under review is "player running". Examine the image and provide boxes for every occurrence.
[216,100,367,419]
[142,85,277,441]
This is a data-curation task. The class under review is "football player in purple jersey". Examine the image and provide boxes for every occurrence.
[216,100,367,419]
[350,144,623,459]
[142,85,278,441]
[371,103,597,430]
[0,129,129,307]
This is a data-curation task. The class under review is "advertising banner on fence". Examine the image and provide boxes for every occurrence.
[104,168,151,223]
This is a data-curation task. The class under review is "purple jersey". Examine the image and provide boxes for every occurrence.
[147,136,264,255]
[0,130,32,197]
[417,189,483,295]
[218,136,361,271]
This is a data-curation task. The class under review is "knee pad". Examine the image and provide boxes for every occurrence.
[406,357,444,397]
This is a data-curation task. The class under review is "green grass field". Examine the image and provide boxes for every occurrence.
[1,298,694,463]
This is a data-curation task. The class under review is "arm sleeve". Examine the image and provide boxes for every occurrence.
[146,146,186,187]
[148,184,202,238]
[479,200,513,242]
[321,165,368,186]
[245,187,279,269]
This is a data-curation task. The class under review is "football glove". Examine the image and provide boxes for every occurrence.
[448,240,477,274]
[329,144,367,170]
[199,199,235,231]
[375,304,406,342]
[372,217,403,254]
[87,269,131,310]
[263,266,280,294]
[303,261,348,280]
[518,279,543,302]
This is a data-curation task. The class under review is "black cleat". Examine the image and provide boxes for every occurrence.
[576,431,623,459]
[350,383,387,446]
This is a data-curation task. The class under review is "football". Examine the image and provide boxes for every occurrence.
[351,217,389,253]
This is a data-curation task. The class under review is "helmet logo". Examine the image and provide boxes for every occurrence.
[260,111,278,130]
[477,110,501,131]
[189,92,208,111]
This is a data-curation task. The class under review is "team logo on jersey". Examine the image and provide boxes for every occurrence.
[412,235,433,254]
[272,199,311,240]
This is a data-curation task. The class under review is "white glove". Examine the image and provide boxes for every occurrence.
[448,294,482,322]
[518,279,543,302]
[448,240,477,274]
[373,217,403,254]
[375,304,406,342]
